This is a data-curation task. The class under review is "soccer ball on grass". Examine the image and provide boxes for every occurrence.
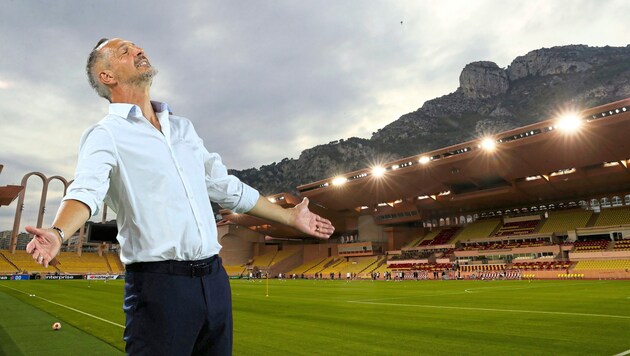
[52,322,61,331]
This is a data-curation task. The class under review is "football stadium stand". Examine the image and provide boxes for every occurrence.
[318,258,350,276]
[537,209,593,234]
[2,250,50,274]
[613,239,630,251]
[572,240,611,253]
[54,252,111,274]
[452,218,501,242]
[338,256,380,275]
[224,264,246,277]
[426,227,460,245]
[403,235,425,248]
[286,257,331,276]
[512,260,570,271]
[368,256,393,276]
[494,219,539,236]
[593,206,630,226]
[573,259,630,270]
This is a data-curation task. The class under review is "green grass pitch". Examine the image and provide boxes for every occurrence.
[1,279,629,355]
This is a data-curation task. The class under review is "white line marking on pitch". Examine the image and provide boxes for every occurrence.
[613,349,630,356]
[347,300,630,320]
[354,281,600,303]
[0,283,124,328]
[357,292,464,303]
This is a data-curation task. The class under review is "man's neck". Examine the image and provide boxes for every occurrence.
[111,87,160,131]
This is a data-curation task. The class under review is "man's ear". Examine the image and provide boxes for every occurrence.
[99,70,116,85]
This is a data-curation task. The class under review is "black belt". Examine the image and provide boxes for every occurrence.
[125,255,219,277]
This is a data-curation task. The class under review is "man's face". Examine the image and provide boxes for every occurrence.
[100,38,157,87]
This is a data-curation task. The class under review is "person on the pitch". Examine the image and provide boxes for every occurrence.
[25,37,334,355]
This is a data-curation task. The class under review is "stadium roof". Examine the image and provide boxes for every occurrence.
[0,165,24,206]
[223,97,630,235]
[298,98,630,220]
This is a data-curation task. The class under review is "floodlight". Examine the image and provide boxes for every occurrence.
[418,156,430,164]
[481,138,496,151]
[372,166,386,177]
[332,176,348,186]
[556,114,582,133]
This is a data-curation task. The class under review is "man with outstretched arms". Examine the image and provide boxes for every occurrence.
[25,38,334,355]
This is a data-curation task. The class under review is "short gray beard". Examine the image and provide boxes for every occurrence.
[125,67,158,87]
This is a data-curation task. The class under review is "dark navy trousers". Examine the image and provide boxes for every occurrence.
[123,256,232,356]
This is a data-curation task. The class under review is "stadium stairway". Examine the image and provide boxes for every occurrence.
[0,250,20,274]
[3,250,58,274]
[358,256,384,276]
[286,257,330,276]
[267,246,302,277]
[104,252,124,274]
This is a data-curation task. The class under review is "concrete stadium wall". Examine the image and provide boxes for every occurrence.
[358,215,385,242]
[303,243,337,262]
[384,226,419,251]
[218,225,263,265]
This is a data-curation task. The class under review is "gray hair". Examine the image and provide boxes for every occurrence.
[86,38,112,102]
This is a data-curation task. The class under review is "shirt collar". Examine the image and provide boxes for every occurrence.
[108,101,173,119]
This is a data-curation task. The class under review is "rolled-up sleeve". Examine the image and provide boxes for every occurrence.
[203,151,259,213]
[63,125,117,217]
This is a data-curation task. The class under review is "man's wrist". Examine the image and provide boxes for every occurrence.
[50,226,65,244]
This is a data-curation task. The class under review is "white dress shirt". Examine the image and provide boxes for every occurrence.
[64,101,259,264]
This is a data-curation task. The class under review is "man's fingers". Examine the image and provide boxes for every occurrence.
[317,226,334,235]
[316,217,332,226]
[25,225,44,236]
[313,222,334,238]
[26,240,35,253]
[314,230,332,239]
[315,217,334,231]
[33,252,43,265]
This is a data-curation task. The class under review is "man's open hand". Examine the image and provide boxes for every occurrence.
[291,198,334,238]
[25,226,61,268]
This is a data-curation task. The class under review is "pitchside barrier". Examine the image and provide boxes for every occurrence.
[86,274,123,280]
[45,275,84,280]
[0,274,124,280]
[0,274,30,280]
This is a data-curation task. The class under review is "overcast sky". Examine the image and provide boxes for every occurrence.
[1,0,629,232]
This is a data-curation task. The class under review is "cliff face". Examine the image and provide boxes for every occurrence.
[231,44,630,195]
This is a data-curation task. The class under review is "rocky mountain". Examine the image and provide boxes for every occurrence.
[232,44,630,195]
